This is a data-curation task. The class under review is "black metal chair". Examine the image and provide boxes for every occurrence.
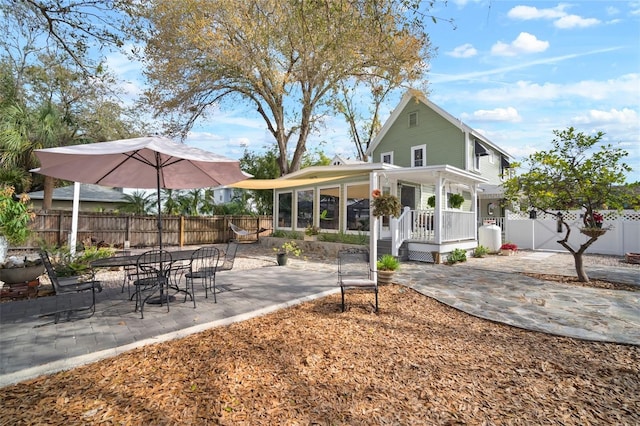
[337,248,378,312]
[39,250,103,323]
[133,250,172,319]
[215,240,239,273]
[184,246,221,306]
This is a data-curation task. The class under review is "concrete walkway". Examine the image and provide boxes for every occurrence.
[1,250,638,387]
[399,252,639,346]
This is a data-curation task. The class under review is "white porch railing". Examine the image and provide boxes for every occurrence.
[442,210,476,241]
[390,209,476,255]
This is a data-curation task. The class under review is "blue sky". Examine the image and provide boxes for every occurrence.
[107,1,640,182]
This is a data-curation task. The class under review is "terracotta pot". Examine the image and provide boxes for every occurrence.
[377,270,395,285]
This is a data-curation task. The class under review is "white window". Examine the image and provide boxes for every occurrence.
[411,145,426,167]
[381,151,393,164]
[408,111,418,128]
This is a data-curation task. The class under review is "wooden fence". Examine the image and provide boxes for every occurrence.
[24,211,273,249]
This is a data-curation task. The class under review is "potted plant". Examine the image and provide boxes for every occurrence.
[376,254,400,285]
[0,186,42,288]
[371,189,401,217]
[274,241,302,266]
[500,242,518,256]
[448,193,465,209]
[304,224,320,241]
[0,186,35,263]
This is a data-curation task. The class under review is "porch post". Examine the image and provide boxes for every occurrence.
[435,175,443,244]
[472,185,478,241]
[370,171,378,278]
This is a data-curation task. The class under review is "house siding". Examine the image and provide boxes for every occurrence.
[372,99,465,169]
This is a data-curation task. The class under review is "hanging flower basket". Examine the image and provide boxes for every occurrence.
[580,227,607,238]
[371,191,401,217]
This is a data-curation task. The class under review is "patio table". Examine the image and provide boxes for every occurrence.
[91,249,198,306]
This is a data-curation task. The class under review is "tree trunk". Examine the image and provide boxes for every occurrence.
[572,252,589,282]
[42,175,54,210]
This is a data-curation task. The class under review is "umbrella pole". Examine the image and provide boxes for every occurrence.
[156,156,163,250]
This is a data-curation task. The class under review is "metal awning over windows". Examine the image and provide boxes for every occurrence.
[501,157,511,169]
[475,140,489,156]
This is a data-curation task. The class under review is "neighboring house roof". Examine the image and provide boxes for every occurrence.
[366,90,514,160]
[330,155,367,166]
[28,184,127,203]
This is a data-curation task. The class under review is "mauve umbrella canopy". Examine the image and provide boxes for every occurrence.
[32,136,248,249]
[32,136,247,189]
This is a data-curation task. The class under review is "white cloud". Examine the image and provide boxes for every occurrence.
[507,5,568,20]
[462,107,522,123]
[507,4,599,29]
[572,108,639,126]
[554,15,600,29]
[606,6,619,16]
[491,32,549,56]
[447,43,477,58]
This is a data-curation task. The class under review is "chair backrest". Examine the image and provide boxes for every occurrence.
[338,248,372,280]
[39,250,62,292]
[219,240,239,271]
[136,250,173,278]
[191,246,220,274]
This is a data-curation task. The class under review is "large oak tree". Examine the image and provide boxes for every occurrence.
[132,0,431,175]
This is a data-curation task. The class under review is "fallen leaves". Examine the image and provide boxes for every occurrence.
[0,285,638,425]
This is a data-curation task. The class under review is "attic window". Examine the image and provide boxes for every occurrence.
[381,152,393,164]
[408,111,418,128]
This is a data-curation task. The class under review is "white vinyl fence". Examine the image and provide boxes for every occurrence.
[504,210,640,256]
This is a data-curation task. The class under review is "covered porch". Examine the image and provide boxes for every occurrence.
[369,166,488,262]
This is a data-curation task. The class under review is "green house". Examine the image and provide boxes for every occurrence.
[233,90,514,262]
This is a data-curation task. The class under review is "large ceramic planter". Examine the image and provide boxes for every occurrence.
[377,270,395,285]
[0,264,45,285]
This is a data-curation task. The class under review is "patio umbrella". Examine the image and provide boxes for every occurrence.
[32,136,247,248]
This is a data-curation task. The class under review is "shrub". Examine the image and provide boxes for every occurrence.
[447,248,467,264]
[473,245,489,258]
[274,241,302,257]
[49,246,115,277]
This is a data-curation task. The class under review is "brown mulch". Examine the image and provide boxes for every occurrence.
[1,285,638,425]
[524,273,640,292]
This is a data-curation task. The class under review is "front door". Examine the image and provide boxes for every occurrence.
[400,185,416,210]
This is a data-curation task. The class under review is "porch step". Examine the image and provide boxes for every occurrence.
[376,239,409,261]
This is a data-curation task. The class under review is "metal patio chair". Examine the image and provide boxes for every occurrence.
[133,249,173,319]
[337,248,378,312]
[39,250,103,323]
[184,246,221,306]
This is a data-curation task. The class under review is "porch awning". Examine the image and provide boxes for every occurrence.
[475,140,489,156]
[229,175,351,190]
[501,157,511,169]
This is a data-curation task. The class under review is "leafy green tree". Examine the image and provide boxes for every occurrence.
[503,127,638,282]
[132,0,431,176]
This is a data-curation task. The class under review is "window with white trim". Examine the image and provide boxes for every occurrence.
[408,111,418,128]
[381,151,393,164]
[411,145,426,167]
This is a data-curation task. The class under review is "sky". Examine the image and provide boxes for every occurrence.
[107,0,640,183]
